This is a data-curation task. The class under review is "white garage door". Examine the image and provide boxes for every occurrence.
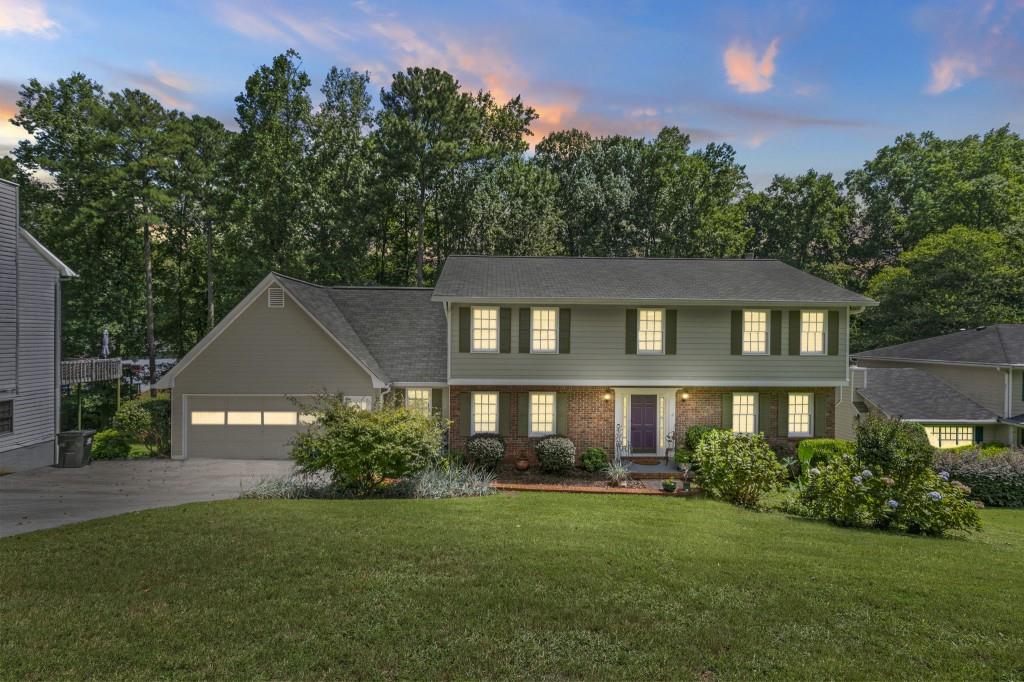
[185,395,315,459]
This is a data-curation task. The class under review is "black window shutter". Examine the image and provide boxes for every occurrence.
[459,393,471,434]
[519,308,530,353]
[556,392,569,435]
[721,393,733,429]
[559,308,571,354]
[814,393,828,437]
[665,309,677,355]
[498,392,511,436]
[431,388,444,416]
[827,311,840,355]
[758,393,771,435]
[778,393,789,437]
[730,310,742,355]
[625,309,638,354]
[770,310,782,355]
[499,307,512,353]
[459,307,470,353]
[517,393,529,437]
[974,426,984,444]
[789,311,801,355]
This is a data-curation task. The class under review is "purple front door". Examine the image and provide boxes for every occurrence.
[630,395,657,453]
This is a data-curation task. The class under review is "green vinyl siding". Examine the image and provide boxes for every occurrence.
[450,304,849,384]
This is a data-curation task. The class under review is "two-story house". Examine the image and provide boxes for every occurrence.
[838,325,1024,448]
[1,179,77,471]
[157,256,875,462]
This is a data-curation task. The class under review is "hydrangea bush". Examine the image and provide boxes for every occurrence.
[466,434,505,470]
[535,436,576,473]
[798,417,980,535]
[692,430,784,507]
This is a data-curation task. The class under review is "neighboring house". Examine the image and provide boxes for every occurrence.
[0,179,77,471]
[157,256,875,462]
[838,325,1024,448]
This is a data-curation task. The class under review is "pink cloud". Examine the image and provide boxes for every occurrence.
[215,2,349,52]
[723,38,779,94]
[0,0,58,37]
[926,55,982,94]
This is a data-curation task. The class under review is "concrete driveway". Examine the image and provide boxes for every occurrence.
[0,458,296,537]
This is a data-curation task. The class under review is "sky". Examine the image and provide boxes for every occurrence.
[1,0,1022,187]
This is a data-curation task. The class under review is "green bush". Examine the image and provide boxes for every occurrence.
[692,430,784,507]
[685,425,721,452]
[933,449,1024,508]
[581,447,608,472]
[797,439,855,476]
[946,442,1011,457]
[466,434,505,470]
[798,417,981,535]
[112,395,171,456]
[91,429,132,459]
[535,436,576,473]
[290,395,443,493]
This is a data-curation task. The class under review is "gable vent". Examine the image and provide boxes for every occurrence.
[267,287,285,308]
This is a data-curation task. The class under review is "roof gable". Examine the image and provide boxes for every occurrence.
[855,325,1024,366]
[858,367,997,422]
[432,255,875,305]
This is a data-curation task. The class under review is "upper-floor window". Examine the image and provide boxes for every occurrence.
[406,388,431,416]
[788,393,812,437]
[742,310,768,355]
[529,392,556,436]
[531,308,558,353]
[800,311,826,355]
[732,393,757,434]
[472,392,498,433]
[471,306,499,352]
[637,308,664,354]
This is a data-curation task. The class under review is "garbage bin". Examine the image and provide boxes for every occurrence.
[58,430,96,467]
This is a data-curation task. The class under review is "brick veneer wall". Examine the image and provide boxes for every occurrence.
[675,387,835,452]
[449,386,615,463]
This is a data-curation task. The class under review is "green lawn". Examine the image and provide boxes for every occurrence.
[2,495,1023,680]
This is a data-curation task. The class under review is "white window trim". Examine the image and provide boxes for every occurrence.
[741,309,769,356]
[528,391,556,437]
[787,392,813,438]
[471,391,499,435]
[405,388,432,415]
[637,307,666,355]
[529,307,559,354]
[732,392,758,434]
[470,305,500,353]
[799,310,827,356]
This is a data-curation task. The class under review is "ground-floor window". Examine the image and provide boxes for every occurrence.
[529,392,555,436]
[925,425,974,448]
[788,393,813,437]
[406,388,431,416]
[732,393,757,434]
[344,396,373,411]
[472,392,498,434]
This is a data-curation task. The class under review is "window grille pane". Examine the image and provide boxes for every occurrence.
[407,388,432,416]
[732,393,757,434]
[743,311,768,354]
[531,308,558,352]
[925,425,974,448]
[788,393,812,436]
[263,411,297,425]
[227,411,262,425]
[190,411,224,425]
[473,392,498,433]
[530,392,555,434]
[472,307,498,351]
[801,311,825,354]
[638,309,664,353]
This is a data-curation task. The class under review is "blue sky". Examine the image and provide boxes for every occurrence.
[1,0,1022,186]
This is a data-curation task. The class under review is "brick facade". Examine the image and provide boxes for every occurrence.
[675,387,835,452]
[449,386,615,463]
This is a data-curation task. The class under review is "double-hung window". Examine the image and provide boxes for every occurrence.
[742,310,768,354]
[732,393,757,434]
[406,388,432,416]
[800,311,826,355]
[472,392,498,434]
[471,306,498,352]
[529,392,556,436]
[531,308,558,353]
[637,308,664,354]
[788,393,813,437]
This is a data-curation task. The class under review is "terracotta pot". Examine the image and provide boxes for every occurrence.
[515,458,530,471]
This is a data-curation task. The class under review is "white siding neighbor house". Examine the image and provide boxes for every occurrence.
[0,179,77,471]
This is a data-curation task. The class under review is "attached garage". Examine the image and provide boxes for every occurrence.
[184,395,317,459]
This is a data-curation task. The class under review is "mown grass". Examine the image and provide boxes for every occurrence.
[1,494,1022,680]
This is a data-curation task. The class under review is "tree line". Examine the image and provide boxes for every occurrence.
[3,49,1022,378]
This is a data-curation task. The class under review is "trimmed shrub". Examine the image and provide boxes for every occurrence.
[290,395,444,493]
[797,439,854,476]
[535,436,576,473]
[798,417,980,535]
[685,425,721,452]
[113,394,171,456]
[934,449,1024,508]
[466,434,505,470]
[398,462,496,499]
[91,429,132,459]
[692,430,784,507]
[240,474,338,499]
[581,447,608,472]
[947,442,1011,457]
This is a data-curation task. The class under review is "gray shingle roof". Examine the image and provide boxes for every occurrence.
[432,256,876,305]
[854,325,1024,366]
[275,275,446,384]
[857,368,997,422]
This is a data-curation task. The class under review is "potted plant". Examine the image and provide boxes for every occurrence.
[662,478,678,493]
[515,454,530,471]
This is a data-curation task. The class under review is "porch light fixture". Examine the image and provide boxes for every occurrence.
[602,390,612,401]
[681,392,690,401]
